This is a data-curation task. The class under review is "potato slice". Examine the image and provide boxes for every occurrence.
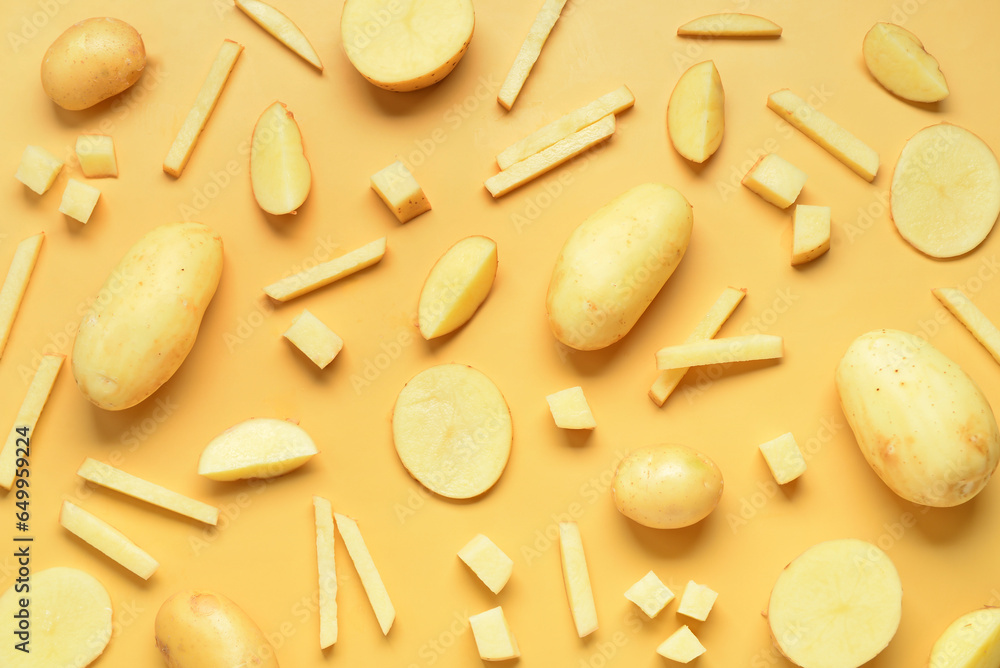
[392,363,512,499]
[0,354,62,489]
[235,0,323,70]
[250,101,311,215]
[933,288,1000,365]
[559,521,597,637]
[667,60,724,163]
[60,500,159,579]
[657,626,706,663]
[469,606,520,660]
[791,204,831,265]
[458,534,513,594]
[335,512,395,635]
[418,235,497,339]
[929,607,1000,668]
[0,567,112,668]
[264,237,386,301]
[313,496,338,648]
[677,13,781,37]
[0,232,44,361]
[497,0,567,110]
[198,417,318,481]
[341,0,474,91]
[891,123,1000,258]
[768,539,902,668]
[655,334,783,370]
[863,22,948,102]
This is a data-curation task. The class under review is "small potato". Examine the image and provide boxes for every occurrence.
[612,444,723,529]
[41,17,145,110]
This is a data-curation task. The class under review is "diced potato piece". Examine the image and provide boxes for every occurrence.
[458,534,513,594]
[76,134,118,177]
[667,60,725,163]
[497,0,567,110]
[283,309,343,369]
[792,204,831,265]
[545,386,596,430]
[677,580,718,622]
[624,571,675,618]
[418,236,497,340]
[655,335,783,370]
[677,13,781,37]
[559,521,598,637]
[371,160,431,223]
[742,153,807,209]
[0,232,44,361]
[0,354,62,489]
[335,512,395,635]
[235,0,323,70]
[758,432,807,484]
[58,178,101,223]
[198,418,318,481]
[863,22,948,103]
[14,145,63,194]
[929,606,1000,668]
[657,625,706,663]
[933,288,1000,365]
[469,606,520,661]
[264,237,386,302]
[60,500,159,579]
[313,496,338,648]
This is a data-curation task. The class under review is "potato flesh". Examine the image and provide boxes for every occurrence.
[418,235,497,339]
[0,354,62,489]
[930,607,1000,668]
[198,418,319,480]
[251,101,311,215]
[668,60,725,163]
[235,0,323,70]
[677,13,781,37]
[0,232,45,360]
[863,22,948,102]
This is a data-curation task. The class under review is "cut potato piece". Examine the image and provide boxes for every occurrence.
[335,512,395,635]
[59,178,101,223]
[792,204,831,265]
[485,113,615,197]
[933,288,1000,365]
[341,0,474,91]
[264,236,386,301]
[656,335,783,370]
[198,417,318,480]
[469,606,520,661]
[76,134,118,178]
[863,22,948,103]
[313,496,338,648]
[458,534,513,594]
[0,354,62,489]
[891,123,1000,258]
[758,433,807,484]
[559,521,597,637]
[496,85,634,169]
[545,386,596,430]
[929,606,1000,668]
[0,232,44,361]
[235,0,323,70]
[497,0,567,110]
[767,89,879,181]
[163,40,243,177]
[742,153,807,208]
[60,500,159,579]
[624,571,675,618]
[370,160,431,223]
[418,235,497,339]
[668,60,724,163]
[657,626,706,663]
[251,101,311,215]
[768,539,902,668]
[283,309,343,369]
[677,13,781,37]
[392,363,512,499]
[0,567,112,668]
[14,145,63,194]
[677,580,718,621]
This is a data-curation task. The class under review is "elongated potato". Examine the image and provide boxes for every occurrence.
[836,329,1000,506]
[546,183,692,350]
[73,222,223,410]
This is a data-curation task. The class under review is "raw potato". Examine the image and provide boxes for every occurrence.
[863,22,948,102]
[60,500,160,579]
[335,512,396,635]
[836,329,1000,506]
[418,235,497,339]
[890,123,1000,258]
[41,17,145,110]
[559,521,598,637]
[14,145,63,194]
[250,101,311,215]
[624,571,674,618]
[59,178,101,223]
[155,591,278,668]
[677,580,718,621]
[313,496,338,648]
[198,418,319,481]
[929,606,1000,668]
[612,444,723,529]
[657,626,706,663]
[768,539,902,668]
[235,0,323,70]
[667,60,724,163]
[341,0,474,91]
[76,134,118,178]
[933,288,1000,365]
[264,236,386,301]
[0,354,63,490]
[791,204,831,265]
[469,606,520,660]
[0,567,112,668]
[677,13,781,37]
[496,0,567,110]
[741,153,807,208]
[458,534,513,594]
[546,183,692,350]
[0,232,44,361]
[72,222,223,410]
[370,160,431,223]
[655,334,784,369]
[392,364,512,498]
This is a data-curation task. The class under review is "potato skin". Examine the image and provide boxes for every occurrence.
[836,329,1000,506]
[72,222,223,411]
[155,591,278,667]
[612,444,723,529]
[546,183,692,350]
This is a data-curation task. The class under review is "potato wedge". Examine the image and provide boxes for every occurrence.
[667,60,724,163]
[235,0,323,70]
[418,235,497,339]
[929,607,1000,668]
[677,13,781,37]
[863,22,948,102]
[198,417,318,481]
[250,101,311,215]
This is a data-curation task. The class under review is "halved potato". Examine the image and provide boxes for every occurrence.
[198,417,318,480]
[417,235,497,339]
[929,607,1000,668]
[863,22,948,103]
[251,101,311,215]
[667,60,724,163]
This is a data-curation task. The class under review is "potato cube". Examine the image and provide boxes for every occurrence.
[759,432,807,484]
[76,135,118,178]
[792,204,831,265]
[283,309,343,369]
[657,625,706,663]
[370,160,431,223]
[458,534,513,594]
[677,580,717,621]
[469,606,520,661]
[58,179,101,223]
[624,571,675,618]
[546,386,596,429]
[742,153,807,208]
[15,145,64,194]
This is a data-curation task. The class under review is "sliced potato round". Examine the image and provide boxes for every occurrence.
[768,539,902,668]
[891,123,1000,258]
[929,606,1000,668]
[392,363,512,499]
[418,235,498,339]
[341,0,474,91]
[0,567,112,668]
[863,22,948,103]
[198,417,318,481]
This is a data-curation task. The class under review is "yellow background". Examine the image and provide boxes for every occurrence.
[2,0,1000,666]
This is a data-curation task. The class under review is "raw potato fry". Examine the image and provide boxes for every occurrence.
[496,85,634,169]
[863,22,948,103]
[650,287,745,406]
[335,512,395,635]
[77,457,219,525]
[0,232,44,361]
[60,500,159,579]
[235,0,323,70]
[469,606,520,660]
[559,521,598,637]
[497,0,568,110]
[14,145,63,194]
[458,534,513,594]
[199,417,319,481]
[283,309,344,369]
[657,626,706,663]
[485,114,616,197]
[933,287,1000,364]
[0,354,63,490]
[313,496,338,648]
[655,335,783,370]
[677,13,781,37]
[264,237,386,301]
[928,606,1000,668]
[163,39,243,177]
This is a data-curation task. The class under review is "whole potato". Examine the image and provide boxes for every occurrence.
[836,329,1000,506]
[41,17,145,110]
[612,444,723,529]
[155,590,279,667]
[546,183,693,351]
[72,222,223,411]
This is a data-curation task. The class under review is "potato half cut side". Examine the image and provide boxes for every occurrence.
[341,0,474,91]
[0,567,112,668]
[863,22,948,102]
[891,123,1000,258]
[392,363,512,499]
[198,417,318,481]
[767,539,902,668]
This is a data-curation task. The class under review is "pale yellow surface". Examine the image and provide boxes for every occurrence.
[657,625,706,663]
[742,152,807,207]
[559,521,597,637]
[758,432,807,485]
[0,353,62,489]
[677,580,718,622]
[58,178,101,223]
[312,496,337,648]
[497,0,567,110]
[623,570,674,618]
[656,334,783,369]
[469,606,520,660]
[545,385,596,429]
[335,512,395,635]
[283,308,343,369]
[59,500,159,580]
[235,0,323,70]
[370,160,431,223]
[14,144,63,194]
[792,203,832,265]
[0,232,43,361]
[933,288,1000,365]
[677,13,782,37]
[75,134,118,178]
[457,533,513,594]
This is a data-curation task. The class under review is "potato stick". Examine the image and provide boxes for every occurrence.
[655,335,783,370]
[335,512,394,635]
[234,0,323,70]
[497,0,568,110]
[60,500,159,579]
[313,496,337,648]
[264,237,386,301]
[0,354,63,489]
[559,521,597,637]
[486,114,615,198]
[0,232,44,360]
[933,288,1000,365]
[649,287,746,406]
